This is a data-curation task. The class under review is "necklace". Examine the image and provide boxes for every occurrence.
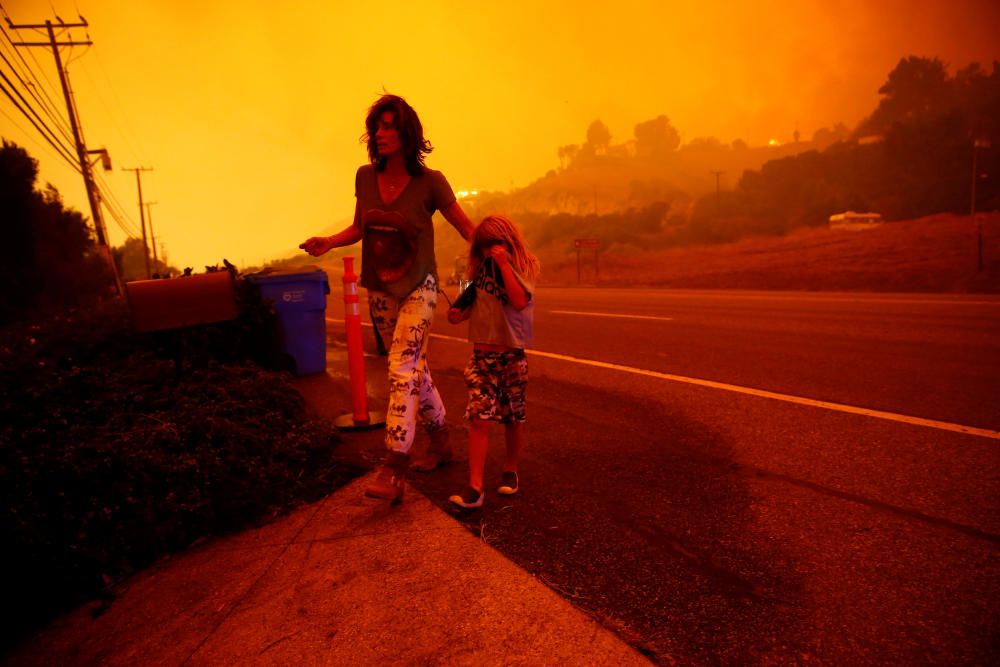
[381,173,408,195]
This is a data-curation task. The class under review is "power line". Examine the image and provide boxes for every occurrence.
[101,201,140,239]
[93,171,141,237]
[7,12,122,293]
[1,93,136,242]
[78,52,145,165]
[0,75,78,168]
[96,187,141,240]
[144,200,159,266]
[0,22,72,137]
[0,102,80,175]
[0,57,76,155]
[100,198,139,239]
[0,100,138,244]
[3,4,154,276]
[0,4,64,131]
[0,33,74,144]
[92,46,148,164]
[93,169,140,225]
[95,187,137,232]
[94,171,136,220]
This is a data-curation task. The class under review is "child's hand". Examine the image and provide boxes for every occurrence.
[488,244,509,265]
[447,307,465,324]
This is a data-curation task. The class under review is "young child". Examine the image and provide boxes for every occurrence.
[447,215,539,509]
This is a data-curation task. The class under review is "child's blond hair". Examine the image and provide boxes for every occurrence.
[467,215,540,282]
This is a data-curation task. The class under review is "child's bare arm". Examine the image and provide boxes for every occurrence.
[490,246,530,310]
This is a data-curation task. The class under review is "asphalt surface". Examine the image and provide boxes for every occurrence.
[329,286,1000,665]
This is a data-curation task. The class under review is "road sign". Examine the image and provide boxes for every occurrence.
[574,239,601,283]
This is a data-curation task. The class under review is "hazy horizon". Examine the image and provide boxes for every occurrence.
[2,0,999,269]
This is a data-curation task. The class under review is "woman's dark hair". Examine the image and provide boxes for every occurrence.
[363,94,432,176]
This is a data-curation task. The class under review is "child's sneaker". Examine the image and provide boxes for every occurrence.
[498,471,519,496]
[449,486,484,509]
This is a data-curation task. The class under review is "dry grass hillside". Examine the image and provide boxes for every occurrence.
[539,213,1000,293]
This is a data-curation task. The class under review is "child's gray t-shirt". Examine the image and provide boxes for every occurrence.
[466,260,534,348]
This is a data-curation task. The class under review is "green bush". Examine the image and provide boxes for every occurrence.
[0,302,361,647]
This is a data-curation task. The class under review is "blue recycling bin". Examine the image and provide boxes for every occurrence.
[248,266,330,375]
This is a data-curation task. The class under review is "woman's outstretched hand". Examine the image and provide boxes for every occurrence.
[447,307,469,324]
[299,236,335,257]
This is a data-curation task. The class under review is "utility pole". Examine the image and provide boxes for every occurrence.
[123,167,153,278]
[972,138,990,272]
[9,16,122,293]
[971,140,979,218]
[710,170,724,212]
[144,201,158,271]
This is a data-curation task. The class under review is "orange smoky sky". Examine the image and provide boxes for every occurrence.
[1,0,998,270]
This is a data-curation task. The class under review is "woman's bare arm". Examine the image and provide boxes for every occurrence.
[440,200,476,241]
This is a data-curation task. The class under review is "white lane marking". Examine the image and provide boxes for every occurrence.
[550,310,674,322]
[543,291,1000,307]
[326,318,1000,440]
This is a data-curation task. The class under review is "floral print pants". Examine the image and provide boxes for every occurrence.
[368,274,446,454]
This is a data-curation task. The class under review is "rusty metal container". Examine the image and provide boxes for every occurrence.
[125,272,238,333]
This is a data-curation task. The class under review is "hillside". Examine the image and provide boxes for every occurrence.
[539,213,1000,293]
[469,139,829,219]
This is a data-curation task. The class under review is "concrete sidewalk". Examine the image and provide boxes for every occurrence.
[8,369,648,665]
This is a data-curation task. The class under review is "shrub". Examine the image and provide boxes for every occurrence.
[0,302,361,647]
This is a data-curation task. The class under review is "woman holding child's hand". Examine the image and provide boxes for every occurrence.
[299,93,474,503]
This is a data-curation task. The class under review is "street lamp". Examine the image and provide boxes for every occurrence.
[87,148,111,171]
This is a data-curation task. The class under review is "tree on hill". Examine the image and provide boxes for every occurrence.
[634,115,681,157]
[585,119,611,155]
[112,238,180,281]
[0,140,114,324]
[557,143,579,169]
[857,56,952,137]
[812,123,850,150]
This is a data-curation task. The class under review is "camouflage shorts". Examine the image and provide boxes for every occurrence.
[464,349,528,423]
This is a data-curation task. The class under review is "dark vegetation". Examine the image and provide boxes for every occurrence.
[0,141,115,326]
[0,300,361,649]
[114,236,180,282]
[0,141,362,648]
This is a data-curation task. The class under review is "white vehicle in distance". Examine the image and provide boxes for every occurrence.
[829,211,883,230]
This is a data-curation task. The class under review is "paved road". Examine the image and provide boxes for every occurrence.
[329,287,1000,665]
[529,288,1000,431]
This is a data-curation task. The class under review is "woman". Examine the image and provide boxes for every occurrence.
[301,94,474,502]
